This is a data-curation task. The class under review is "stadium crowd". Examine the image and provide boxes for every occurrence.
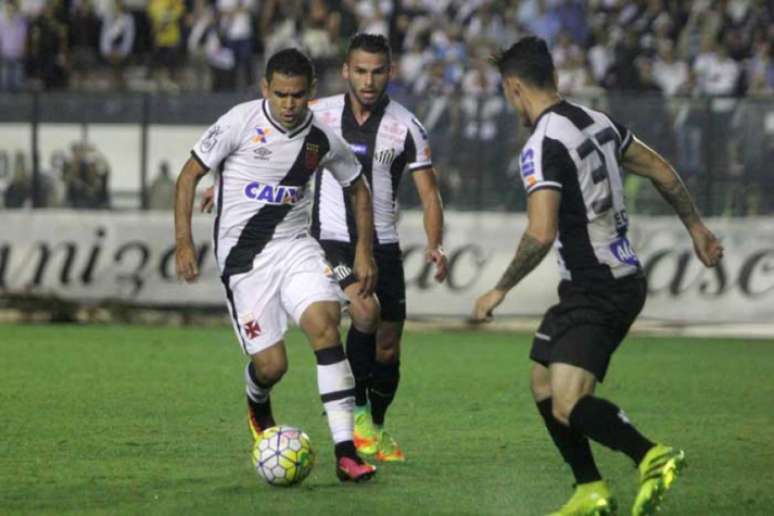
[0,0,772,97]
[1,0,773,215]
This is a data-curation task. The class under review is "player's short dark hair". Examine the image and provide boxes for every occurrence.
[492,36,556,89]
[346,33,392,62]
[265,48,315,85]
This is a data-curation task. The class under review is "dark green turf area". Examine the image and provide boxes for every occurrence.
[1,324,773,515]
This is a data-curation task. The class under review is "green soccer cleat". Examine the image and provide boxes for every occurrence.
[375,429,405,462]
[632,445,686,516]
[547,480,617,516]
[353,406,378,455]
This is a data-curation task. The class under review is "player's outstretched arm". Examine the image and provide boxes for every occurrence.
[413,167,448,282]
[472,189,559,322]
[622,138,723,267]
[174,157,209,282]
[349,176,377,296]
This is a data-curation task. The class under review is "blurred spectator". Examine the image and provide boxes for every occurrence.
[68,0,101,90]
[522,0,561,47]
[652,38,690,96]
[676,0,722,62]
[555,0,588,46]
[100,0,136,90]
[0,0,28,92]
[693,36,741,97]
[64,142,110,209]
[26,2,69,90]
[186,0,215,91]
[302,0,338,60]
[3,151,30,208]
[746,38,774,96]
[354,0,392,36]
[147,0,184,90]
[216,0,256,89]
[147,159,174,209]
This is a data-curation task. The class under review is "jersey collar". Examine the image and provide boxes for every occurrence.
[262,99,314,138]
[531,99,567,131]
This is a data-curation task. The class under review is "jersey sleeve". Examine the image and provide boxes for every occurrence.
[405,117,433,172]
[191,109,241,170]
[319,129,363,187]
[519,137,572,195]
[606,114,634,156]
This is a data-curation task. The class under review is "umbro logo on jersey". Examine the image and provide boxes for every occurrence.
[253,147,272,160]
[244,181,304,204]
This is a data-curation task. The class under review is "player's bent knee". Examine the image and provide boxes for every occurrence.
[253,359,288,385]
[551,396,577,426]
[348,296,380,334]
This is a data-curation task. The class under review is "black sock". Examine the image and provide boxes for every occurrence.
[569,395,654,466]
[537,398,602,484]
[334,440,362,463]
[346,326,376,406]
[369,360,399,426]
[246,362,276,429]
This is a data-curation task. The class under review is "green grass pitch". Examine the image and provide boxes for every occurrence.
[1,324,773,515]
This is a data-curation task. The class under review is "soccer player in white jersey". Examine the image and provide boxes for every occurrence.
[201,34,447,462]
[309,34,447,462]
[174,48,378,482]
[471,37,723,515]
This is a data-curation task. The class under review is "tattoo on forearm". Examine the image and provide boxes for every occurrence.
[654,175,700,227]
[495,233,553,291]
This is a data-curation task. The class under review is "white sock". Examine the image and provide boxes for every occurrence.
[315,346,355,444]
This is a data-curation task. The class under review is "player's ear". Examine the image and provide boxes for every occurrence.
[309,78,318,99]
[388,61,396,81]
[260,78,270,98]
[342,61,350,81]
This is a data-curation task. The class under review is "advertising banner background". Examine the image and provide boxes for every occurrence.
[2,211,772,323]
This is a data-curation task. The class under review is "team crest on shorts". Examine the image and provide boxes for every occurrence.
[305,143,320,170]
[239,314,262,340]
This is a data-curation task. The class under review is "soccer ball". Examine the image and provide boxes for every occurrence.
[252,425,315,486]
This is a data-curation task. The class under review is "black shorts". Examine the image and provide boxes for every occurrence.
[530,273,647,382]
[318,240,406,322]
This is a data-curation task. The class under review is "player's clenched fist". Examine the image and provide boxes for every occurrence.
[175,241,199,282]
[353,252,377,297]
[472,289,506,323]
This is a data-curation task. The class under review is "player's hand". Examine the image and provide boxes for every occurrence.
[425,246,448,282]
[175,241,199,282]
[199,186,215,213]
[690,224,723,267]
[353,251,377,297]
[471,289,506,324]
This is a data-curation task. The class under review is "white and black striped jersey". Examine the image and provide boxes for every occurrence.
[191,99,362,279]
[308,94,432,245]
[519,100,640,284]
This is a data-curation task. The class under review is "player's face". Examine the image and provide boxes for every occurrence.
[261,73,315,130]
[343,50,392,108]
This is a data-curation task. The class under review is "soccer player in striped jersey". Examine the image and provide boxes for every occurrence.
[472,37,723,515]
[201,34,448,462]
[309,34,447,462]
[175,48,377,482]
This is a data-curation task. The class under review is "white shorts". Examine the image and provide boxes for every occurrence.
[223,235,341,355]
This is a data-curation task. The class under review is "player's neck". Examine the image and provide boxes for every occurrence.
[348,92,380,125]
[526,92,563,127]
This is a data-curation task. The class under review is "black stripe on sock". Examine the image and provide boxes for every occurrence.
[315,345,346,365]
[321,388,356,403]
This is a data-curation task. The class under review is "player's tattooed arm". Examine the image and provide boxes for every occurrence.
[622,138,700,229]
[495,233,553,292]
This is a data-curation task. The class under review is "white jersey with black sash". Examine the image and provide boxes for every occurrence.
[308,94,432,245]
[519,100,640,284]
[191,99,362,279]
